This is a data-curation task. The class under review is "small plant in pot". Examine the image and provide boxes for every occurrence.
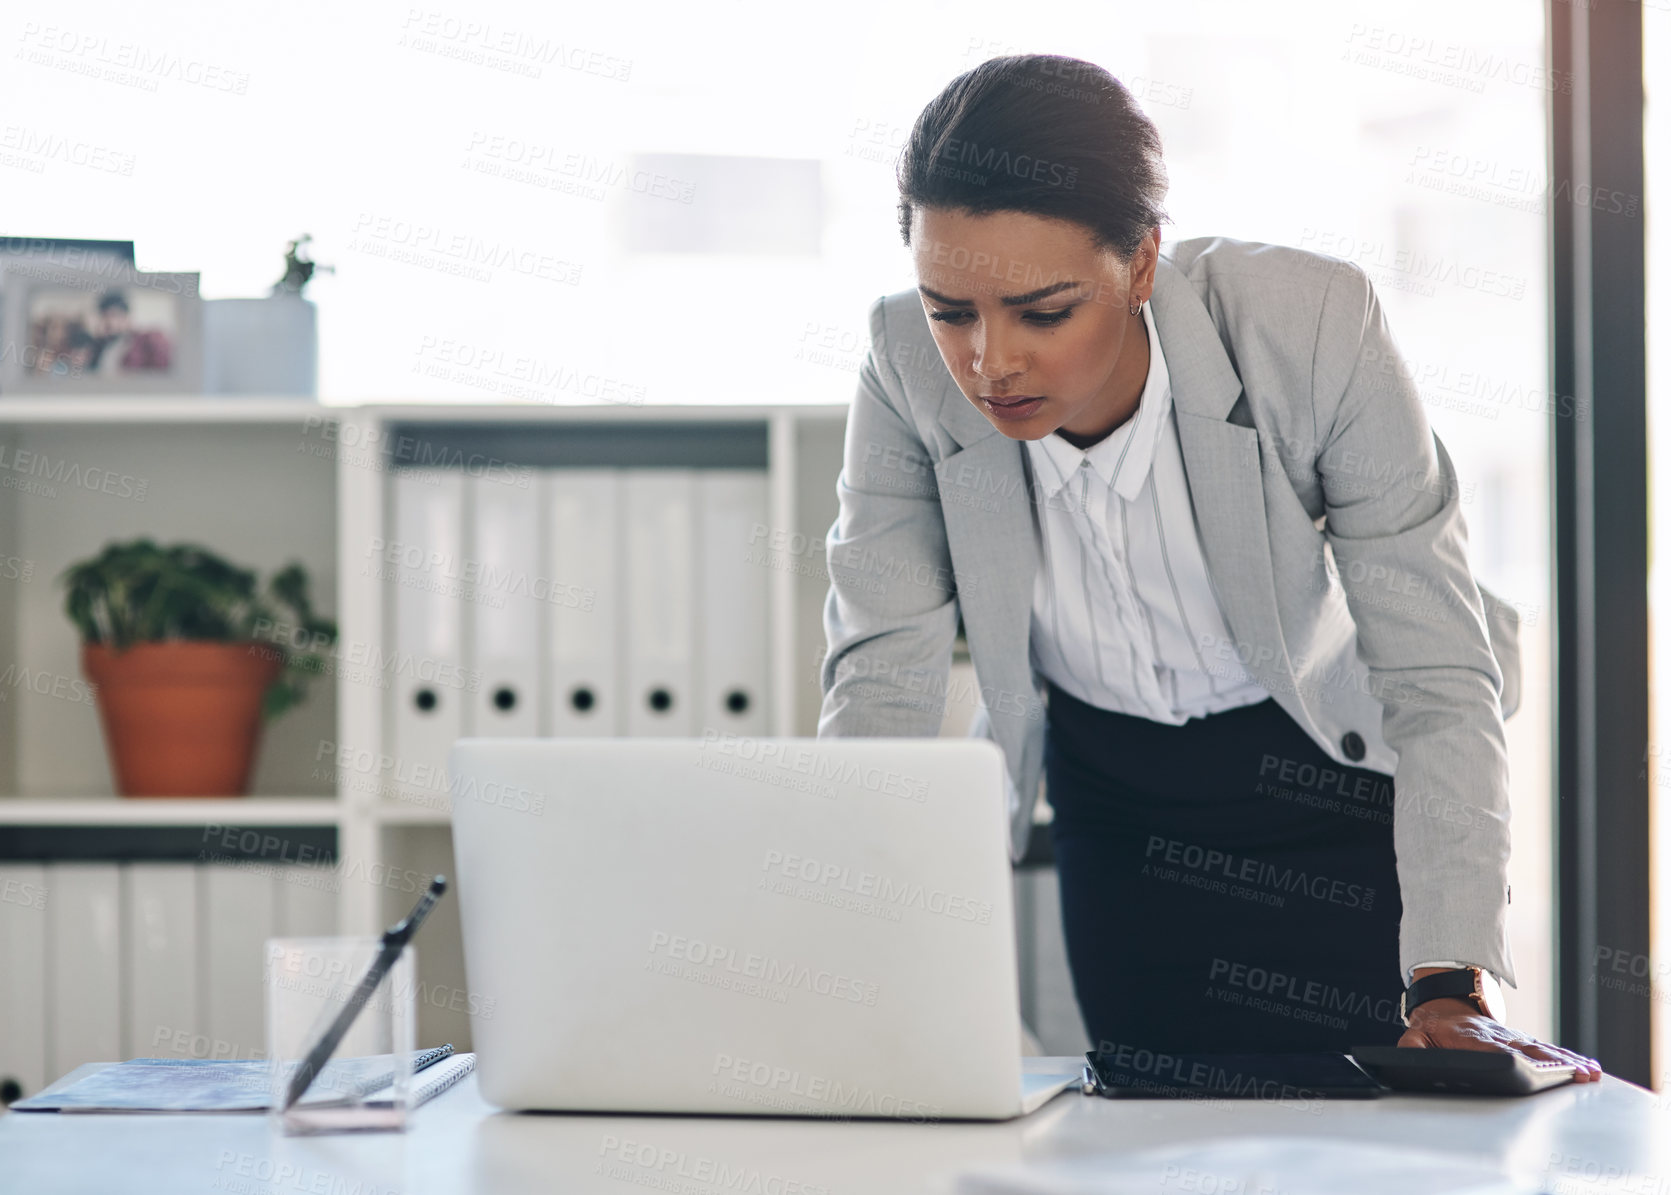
[59,539,337,797]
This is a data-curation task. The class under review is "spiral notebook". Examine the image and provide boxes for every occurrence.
[363,1052,475,1108]
[13,1046,473,1113]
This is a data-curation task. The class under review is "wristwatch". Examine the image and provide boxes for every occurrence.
[1400,965,1503,1026]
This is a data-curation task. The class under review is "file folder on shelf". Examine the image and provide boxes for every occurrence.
[202,865,275,1065]
[0,863,48,1097]
[48,864,121,1079]
[622,469,696,736]
[274,864,339,938]
[389,469,466,807]
[697,470,770,737]
[543,469,623,736]
[387,461,776,748]
[465,474,541,738]
[124,864,198,1062]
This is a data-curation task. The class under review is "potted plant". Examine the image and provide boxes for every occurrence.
[59,539,337,797]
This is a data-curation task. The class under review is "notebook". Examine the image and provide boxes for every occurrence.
[12,1046,471,1113]
[365,1052,475,1108]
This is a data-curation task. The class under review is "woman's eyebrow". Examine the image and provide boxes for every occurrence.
[918,281,1085,307]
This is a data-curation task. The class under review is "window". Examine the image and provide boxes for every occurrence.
[1,0,1559,1039]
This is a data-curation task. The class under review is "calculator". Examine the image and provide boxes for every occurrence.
[1348,1046,1578,1095]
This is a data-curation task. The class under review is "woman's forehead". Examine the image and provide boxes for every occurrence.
[910,210,1113,298]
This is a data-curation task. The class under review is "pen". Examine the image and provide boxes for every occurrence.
[280,875,448,1113]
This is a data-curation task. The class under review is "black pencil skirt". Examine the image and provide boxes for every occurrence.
[1043,679,1409,1054]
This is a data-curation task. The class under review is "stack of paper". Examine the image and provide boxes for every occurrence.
[12,1048,472,1113]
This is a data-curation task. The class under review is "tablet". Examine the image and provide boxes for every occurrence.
[1083,1051,1386,1099]
[1348,1046,1578,1095]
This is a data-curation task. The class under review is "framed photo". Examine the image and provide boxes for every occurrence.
[0,237,135,265]
[0,257,202,396]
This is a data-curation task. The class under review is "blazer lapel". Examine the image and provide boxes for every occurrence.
[931,401,1037,709]
[1150,256,1293,682]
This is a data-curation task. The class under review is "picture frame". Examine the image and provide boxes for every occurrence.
[0,237,135,265]
[0,256,202,397]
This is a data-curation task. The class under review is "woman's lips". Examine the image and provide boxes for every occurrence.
[981,394,1045,420]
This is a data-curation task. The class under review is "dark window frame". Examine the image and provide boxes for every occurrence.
[1550,0,1650,1084]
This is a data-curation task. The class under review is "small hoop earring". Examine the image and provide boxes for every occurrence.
[1128,299,1142,316]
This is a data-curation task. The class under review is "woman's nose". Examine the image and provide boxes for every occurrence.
[971,329,1024,383]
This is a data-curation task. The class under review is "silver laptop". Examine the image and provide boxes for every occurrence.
[448,735,1078,1120]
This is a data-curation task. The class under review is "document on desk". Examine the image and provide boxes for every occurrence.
[11,1047,464,1113]
[955,1135,1543,1195]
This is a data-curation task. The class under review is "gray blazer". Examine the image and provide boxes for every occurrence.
[818,235,1521,987]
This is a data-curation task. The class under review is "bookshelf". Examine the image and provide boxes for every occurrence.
[0,396,853,1053]
[0,796,341,826]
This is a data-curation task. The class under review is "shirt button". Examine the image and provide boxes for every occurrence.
[1341,731,1366,762]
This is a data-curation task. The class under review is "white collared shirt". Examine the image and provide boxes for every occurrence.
[1022,299,1271,722]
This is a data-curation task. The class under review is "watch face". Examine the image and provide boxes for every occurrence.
[1474,968,1504,1022]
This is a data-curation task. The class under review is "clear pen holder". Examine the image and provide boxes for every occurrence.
[265,936,416,1134]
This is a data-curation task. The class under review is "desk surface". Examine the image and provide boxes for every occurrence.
[3,1061,1667,1194]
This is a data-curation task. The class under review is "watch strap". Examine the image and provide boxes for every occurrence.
[1402,967,1481,1023]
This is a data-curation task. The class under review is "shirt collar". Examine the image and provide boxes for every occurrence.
[1026,299,1172,503]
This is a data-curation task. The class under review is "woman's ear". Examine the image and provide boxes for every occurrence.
[1132,227,1161,299]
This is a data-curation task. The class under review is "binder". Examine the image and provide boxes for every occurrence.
[465,474,541,737]
[543,469,623,736]
[696,470,770,736]
[202,864,277,1063]
[622,469,696,736]
[46,864,121,1080]
[0,863,48,1098]
[390,469,466,804]
[123,864,199,1061]
[275,865,339,938]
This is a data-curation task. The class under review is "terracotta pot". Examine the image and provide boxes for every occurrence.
[81,641,285,797]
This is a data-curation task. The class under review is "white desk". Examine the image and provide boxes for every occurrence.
[3,1061,1667,1194]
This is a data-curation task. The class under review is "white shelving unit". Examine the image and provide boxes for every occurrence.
[0,797,340,826]
[0,396,853,1052]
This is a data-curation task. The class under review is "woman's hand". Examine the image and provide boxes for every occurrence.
[1397,997,1604,1082]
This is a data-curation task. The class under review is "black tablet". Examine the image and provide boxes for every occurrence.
[1083,1050,1386,1099]
[1348,1046,1578,1095]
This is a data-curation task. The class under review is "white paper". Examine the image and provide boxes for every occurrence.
[956,1135,1544,1195]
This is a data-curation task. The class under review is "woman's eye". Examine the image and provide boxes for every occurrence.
[928,307,1075,326]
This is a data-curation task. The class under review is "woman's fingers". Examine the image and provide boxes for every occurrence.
[1396,1018,1603,1081]
[1490,1024,1603,1081]
[1504,1037,1603,1082]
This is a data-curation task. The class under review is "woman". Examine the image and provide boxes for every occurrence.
[818,54,1599,1079]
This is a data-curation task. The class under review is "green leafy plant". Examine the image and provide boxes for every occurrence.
[58,538,337,719]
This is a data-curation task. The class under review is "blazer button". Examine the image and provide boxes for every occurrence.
[1341,731,1366,762]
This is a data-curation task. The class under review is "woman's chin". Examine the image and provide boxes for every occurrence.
[990,421,1055,441]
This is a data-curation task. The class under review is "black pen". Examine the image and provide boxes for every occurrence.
[280,875,448,1113]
